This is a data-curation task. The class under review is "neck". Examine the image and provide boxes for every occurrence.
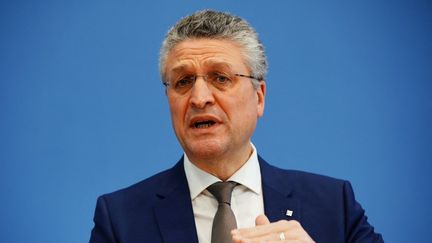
[187,143,253,181]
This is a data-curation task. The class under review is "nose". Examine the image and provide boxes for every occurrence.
[189,77,215,109]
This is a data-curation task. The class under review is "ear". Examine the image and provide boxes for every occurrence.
[256,81,266,118]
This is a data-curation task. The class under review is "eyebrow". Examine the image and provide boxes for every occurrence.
[202,61,234,71]
[169,60,235,74]
[169,64,191,75]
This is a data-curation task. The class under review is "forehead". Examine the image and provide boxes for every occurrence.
[164,38,248,74]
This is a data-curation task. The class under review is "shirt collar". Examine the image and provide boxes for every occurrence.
[183,143,262,200]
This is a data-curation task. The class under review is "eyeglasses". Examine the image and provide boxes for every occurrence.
[163,72,260,95]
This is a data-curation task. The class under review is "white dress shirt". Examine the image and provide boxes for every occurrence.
[183,143,264,243]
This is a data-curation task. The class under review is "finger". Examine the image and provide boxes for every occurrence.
[234,232,281,243]
[231,234,242,243]
[234,220,314,243]
[234,220,297,238]
[265,240,312,243]
[232,230,274,243]
[282,221,314,242]
[232,215,270,240]
[255,214,270,226]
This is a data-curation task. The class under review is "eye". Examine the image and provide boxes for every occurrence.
[175,76,194,88]
[210,72,232,84]
[215,75,229,83]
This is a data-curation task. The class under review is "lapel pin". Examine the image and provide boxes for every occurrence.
[286,209,293,217]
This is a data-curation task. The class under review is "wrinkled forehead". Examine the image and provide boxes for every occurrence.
[164,38,249,76]
[169,60,235,74]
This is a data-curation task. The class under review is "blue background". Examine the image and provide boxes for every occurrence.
[1,1,431,242]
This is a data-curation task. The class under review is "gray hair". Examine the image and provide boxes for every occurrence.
[159,10,268,88]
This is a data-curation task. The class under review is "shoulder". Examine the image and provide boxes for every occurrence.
[104,168,170,199]
[259,156,350,200]
[280,167,347,189]
[259,157,384,242]
[90,161,186,242]
[260,156,347,185]
[98,159,185,209]
[277,166,344,183]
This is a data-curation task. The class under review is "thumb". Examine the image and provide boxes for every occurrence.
[255,214,270,226]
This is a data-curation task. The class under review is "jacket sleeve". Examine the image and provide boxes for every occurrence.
[89,196,118,243]
[343,181,384,243]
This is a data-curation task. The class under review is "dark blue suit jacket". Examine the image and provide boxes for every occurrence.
[90,156,383,243]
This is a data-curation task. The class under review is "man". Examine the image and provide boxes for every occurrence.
[90,10,383,243]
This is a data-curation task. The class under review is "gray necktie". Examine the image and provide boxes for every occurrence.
[207,181,238,243]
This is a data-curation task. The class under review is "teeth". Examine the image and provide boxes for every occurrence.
[194,121,215,128]
[197,123,211,128]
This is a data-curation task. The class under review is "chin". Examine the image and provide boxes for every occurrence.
[185,140,228,160]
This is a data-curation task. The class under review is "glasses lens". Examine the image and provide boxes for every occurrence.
[167,70,244,94]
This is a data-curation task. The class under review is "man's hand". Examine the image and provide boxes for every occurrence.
[231,215,315,243]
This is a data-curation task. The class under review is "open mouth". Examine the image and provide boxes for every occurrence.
[194,120,216,128]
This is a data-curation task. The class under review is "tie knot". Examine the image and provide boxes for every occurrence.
[207,181,237,205]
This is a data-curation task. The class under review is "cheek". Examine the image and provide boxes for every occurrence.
[240,94,260,122]
[168,98,180,122]
[169,97,187,127]
[223,95,257,122]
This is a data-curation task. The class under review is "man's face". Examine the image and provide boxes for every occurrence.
[164,38,266,163]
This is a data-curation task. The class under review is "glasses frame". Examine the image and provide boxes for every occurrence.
[162,73,261,88]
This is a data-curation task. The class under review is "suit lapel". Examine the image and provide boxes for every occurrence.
[153,159,199,243]
[152,156,300,242]
[259,156,301,223]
